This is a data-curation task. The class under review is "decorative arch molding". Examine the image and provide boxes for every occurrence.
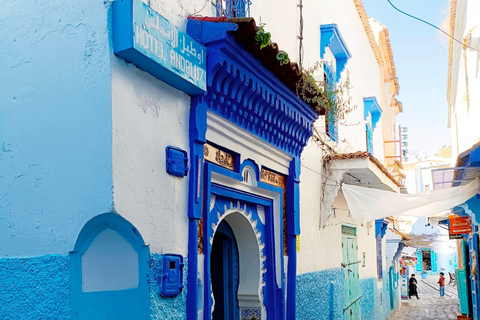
[72,213,147,254]
[200,159,284,320]
[70,213,149,320]
[210,206,267,318]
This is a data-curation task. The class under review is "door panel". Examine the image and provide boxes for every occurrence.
[211,221,239,320]
[343,235,360,320]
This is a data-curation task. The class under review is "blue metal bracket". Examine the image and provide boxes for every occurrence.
[166,146,189,177]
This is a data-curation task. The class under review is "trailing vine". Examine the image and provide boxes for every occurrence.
[297,61,356,123]
[253,26,354,123]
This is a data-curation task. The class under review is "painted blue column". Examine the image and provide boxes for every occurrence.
[187,97,207,320]
[286,157,301,319]
[465,196,480,320]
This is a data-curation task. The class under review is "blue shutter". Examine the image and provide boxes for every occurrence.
[431,250,437,272]
[416,251,423,271]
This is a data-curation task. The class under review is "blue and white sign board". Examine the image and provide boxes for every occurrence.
[113,0,206,94]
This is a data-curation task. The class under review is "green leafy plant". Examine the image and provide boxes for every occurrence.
[276,51,289,65]
[255,24,271,49]
[296,61,355,122]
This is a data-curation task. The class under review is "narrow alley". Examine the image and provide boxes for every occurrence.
[392,277,460,320]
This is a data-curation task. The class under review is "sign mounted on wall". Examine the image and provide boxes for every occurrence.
[113,0,206,94]
[449,216,472,239]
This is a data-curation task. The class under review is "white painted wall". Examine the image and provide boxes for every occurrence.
[111,55,191,255]
[251,0,383,155]
[280,0,390,278]
[449,0,480,159]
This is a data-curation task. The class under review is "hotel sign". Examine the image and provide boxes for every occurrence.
[113,0,206,94]
[260,168,286,189]
[449,216,472,239]
[203,144,234,171]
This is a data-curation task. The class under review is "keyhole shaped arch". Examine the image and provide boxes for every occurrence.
[209,209,266,319]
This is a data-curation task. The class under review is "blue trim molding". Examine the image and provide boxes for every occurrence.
[364,97,382,131]
[320,24,352,80]
[375,219,389,239]
[185,19,317,320]
[200,161,284,320]
[364,97,381,154]
[187,19,317,158]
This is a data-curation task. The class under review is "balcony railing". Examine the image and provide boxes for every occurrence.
[216,0,251,18]
[431,166,480,190]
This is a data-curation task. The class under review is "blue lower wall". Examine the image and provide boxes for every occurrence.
[0,253,188,319]
[360,278,376,320]
[149,254,188,320]
[296,270,396,320]
[296,268,345,320]
[359,275,392,320]
[0,255,70,320]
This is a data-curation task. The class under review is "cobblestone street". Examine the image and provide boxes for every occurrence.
[392,276,460,320]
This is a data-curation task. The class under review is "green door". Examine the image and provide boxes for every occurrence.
[343,235,360,320]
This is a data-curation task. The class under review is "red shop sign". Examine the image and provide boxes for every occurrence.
[449,216,472,235]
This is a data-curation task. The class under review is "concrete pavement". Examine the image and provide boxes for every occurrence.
[391,276,460,320]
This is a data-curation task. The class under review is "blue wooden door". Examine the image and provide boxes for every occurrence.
[211,220,239,320]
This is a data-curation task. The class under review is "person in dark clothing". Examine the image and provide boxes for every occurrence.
[409,274,419,299]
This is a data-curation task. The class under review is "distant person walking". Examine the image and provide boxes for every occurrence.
[438,272,445,298]
[409,274,419,299]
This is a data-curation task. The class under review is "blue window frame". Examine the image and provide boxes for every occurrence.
[320,24,352,82]
[216,0,251,18]
[363,97,381,154]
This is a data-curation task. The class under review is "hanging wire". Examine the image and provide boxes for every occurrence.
[386,0,480,52]
[297,0,304,67]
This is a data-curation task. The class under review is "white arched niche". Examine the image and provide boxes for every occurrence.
[81,228,139,292]
[223,211,263,311]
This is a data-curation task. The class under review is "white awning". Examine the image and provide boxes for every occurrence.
[342,177,480,223]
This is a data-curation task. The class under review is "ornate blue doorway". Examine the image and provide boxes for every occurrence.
[211,220,239,320]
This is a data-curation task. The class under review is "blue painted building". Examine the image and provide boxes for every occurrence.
[0,0,319,318]
[1,0,407,319]
[451,143,480,320]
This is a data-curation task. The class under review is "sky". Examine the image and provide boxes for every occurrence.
[362,0,451,157]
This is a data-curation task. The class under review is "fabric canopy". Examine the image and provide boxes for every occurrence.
[342,177,480,223]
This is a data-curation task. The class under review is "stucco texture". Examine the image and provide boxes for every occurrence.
[296,268,345,320]
[149,253,188,319]
[0,255,70,320]
[359,276,392,320]
[0,0,113,257]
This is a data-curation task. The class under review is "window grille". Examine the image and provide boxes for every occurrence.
[216,0,251,18]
